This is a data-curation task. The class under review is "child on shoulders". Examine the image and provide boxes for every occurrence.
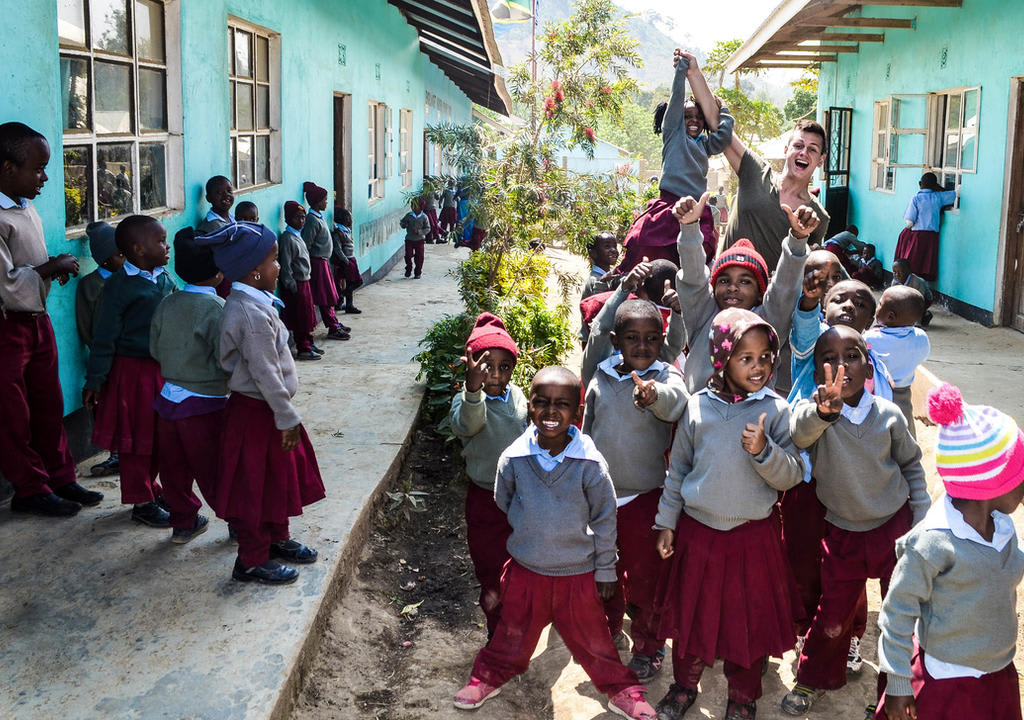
[454,366,656,719]
[583,299,688,681]
[301,182,350,341]
[874,383,1024,720]
[448,312,528,638]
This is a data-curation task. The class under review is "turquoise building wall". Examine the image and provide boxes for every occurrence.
[817,0,1018,320]
[0,0,473,416]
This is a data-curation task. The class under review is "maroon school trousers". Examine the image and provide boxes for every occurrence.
[471,560,640,696]
[156,407,223,530]
[603,488,665,657]
[0,312,76,497]
[797,503,912,690]
[464,481,512,638]
[425,208,441,241]
[404,240,424,276]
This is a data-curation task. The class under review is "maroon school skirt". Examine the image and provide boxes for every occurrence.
[895,228,939,281]
[615,190,683,274]
[308,257,340,306]
[280,280,317,335]
[92,355,163,455]
[439,205,457,227]
[212,393,325,526]
[654,510,800,668]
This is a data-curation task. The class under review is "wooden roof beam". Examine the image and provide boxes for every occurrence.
[772,45,859,53]
[755,62,826,68]
[754,54,838,62]
[858,0,960,6]
[831,16,915,28]
[797,31,885,41]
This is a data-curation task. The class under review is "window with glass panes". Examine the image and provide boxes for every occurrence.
[59,0,174,229]
[367,101,391,201]
[229,21,276,190]
[927,87,980,204]
[400,109,413,188]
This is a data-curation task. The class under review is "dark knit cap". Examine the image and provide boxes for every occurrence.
[284,200,304,218]
[303,181,328,205]
[194,221,277,282]
[710,239,770,295]
[173,227,220,284]
[466,312,518,359]
[86,221,117,264]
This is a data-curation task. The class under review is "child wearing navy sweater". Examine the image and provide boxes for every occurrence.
[454,366,656,719]
[583,299,688,681]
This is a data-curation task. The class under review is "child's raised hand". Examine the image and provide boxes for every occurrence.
[282,424,301,451]
[656,529,675,559]
[781,203,820,240]
[801,265,829,309]
[632,371,658,408]
[672,193,710,226]
[741,412,768,456]
[622,257,651,292]
[813,363,845,417]
[461,346,489,393]
[883,695,918,720]
[662,278,681,314]
[596,580,617,601]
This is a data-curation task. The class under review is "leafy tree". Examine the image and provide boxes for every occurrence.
[791,67,819,94]
[719,88,784,142]
[703,38,750,90]
[784,88,817,122]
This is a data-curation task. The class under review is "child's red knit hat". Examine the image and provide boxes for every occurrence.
[303,181,328,205]
[284,200,304,218]
[710,239,770,295]
[466,312,518,359]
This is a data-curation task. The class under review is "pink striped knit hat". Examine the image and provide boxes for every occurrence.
[928,383,1024,500]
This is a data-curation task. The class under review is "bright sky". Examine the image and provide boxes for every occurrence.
[615,0,773,46]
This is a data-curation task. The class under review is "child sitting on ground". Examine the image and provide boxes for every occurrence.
[76,220,123,477]
[83,215,177,527]
[583,299,688,681]
[448,312,528,639]
[582,231,620,301]
[454,366,656,719]
[874,383,1024,720]
[400,197,430,278]
[331,207,362,314]
[866,286,931,438]
[782,326,931,716]
[673,191,816,394]
[851,243,884,289]
[199,222,326,585]
[149,228,229,543]
[891,257,933,327]
[234,201,258,223]
[301,182,350,341]
[653,308,804,720]
[278,201,320,361]
[196,175,234,234]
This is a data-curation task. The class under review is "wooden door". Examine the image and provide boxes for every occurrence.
[333,94,351,211]
[1004,82,1024,332]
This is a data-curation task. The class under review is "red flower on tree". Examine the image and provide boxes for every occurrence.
[584,127,596,142]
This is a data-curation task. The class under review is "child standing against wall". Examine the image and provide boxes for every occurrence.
[301,182,350,341]
[278,202,320,361]
[196,176,235,234]
[331,207,362,314]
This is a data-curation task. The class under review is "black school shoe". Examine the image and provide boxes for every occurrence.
[131,501,171,528]
[171,515,209,544]
[54,482,104,506]
[90,453,120,476]
[344,306,361,314]
[232,557,299,585]
[10,492,81,517]
[296,351,322,362]
[269,539,318,564]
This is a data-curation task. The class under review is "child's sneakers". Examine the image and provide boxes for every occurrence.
[654,684,698,720]
[453,677,501,710]
[847,636,863,673]
[724,699,757,719]
[627,650,664,681]
[780,684,825,715]
[608,685,656,720]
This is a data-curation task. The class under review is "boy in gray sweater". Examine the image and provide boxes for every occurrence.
[583,299,687,680]
[782,326,930,715]
[455,366,655,720]
[874,383,1024,720]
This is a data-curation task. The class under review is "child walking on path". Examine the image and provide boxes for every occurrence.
[582,299,688,681]
[278,202,320,361]
[448,312,528,638]
[0,122,98,517]
[874,384,1024,720]
[83,215,176,527]
[301,182,349,341]
[199,222,325,585]
[454,366,656,719]
[782,326,931,716]
[149,228,229,543]
[400,198,430,278]
[653,308,805,720]
[617,50,733,275]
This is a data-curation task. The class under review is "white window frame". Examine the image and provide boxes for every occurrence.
[870,100,895,193]
[400,108,413,188]
[59,0,184,234]
[367,100,390,202]
[926,86,981,209]
[228,17,281,191]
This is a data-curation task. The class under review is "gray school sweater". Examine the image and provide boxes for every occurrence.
[580,284,685,389]
[277,229,311,294]
[790,396,931,531]
[219,290,301,430]
[449,384,528,490]
[878,501,1024,696]
[400,211,430,242]
[301,211,333,260]
[676,222,807,394]
[582,361,688,496]
[150,290,229,396]
[655,391,804,532]
[495,437,619,582]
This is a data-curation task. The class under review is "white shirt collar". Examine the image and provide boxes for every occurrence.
[284,225,302,237]
[0,190,27,209]
[701,386,779,405]
[230,281,283,307]
[123,260,166,284]
[597,353,667,383]
[206,209,234,223]
[921,494,1016,552]
[840,389,874,425]
[97,267,113,279]
[335,223,350,232]
[591,264,607,277]
[503,425,603,471]
[183,284,218,295]
[484,387,511,402]
[872,324,915,338]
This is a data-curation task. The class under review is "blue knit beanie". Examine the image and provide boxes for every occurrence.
[86,221,117,265]
[194,221,276,282]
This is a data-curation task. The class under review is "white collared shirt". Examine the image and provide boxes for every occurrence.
[159,381,227,402]
[97,267,113,279]
[484,387,511,403]
[284,225,302,237]
[597,353,667,383]
[504,425,603,472]
[840,390,874,425]
[205,209,234,223]
[308,208,323,219]
[230,281,283,307]
[182,284,217,296]
[123,260,166,284]
[0,190,27,209]
[703,386,778,406]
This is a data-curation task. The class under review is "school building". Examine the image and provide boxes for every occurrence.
[727,0,1024,332]
[1,0,509,456]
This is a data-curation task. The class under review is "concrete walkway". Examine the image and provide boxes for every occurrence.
[0,243,465,720]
